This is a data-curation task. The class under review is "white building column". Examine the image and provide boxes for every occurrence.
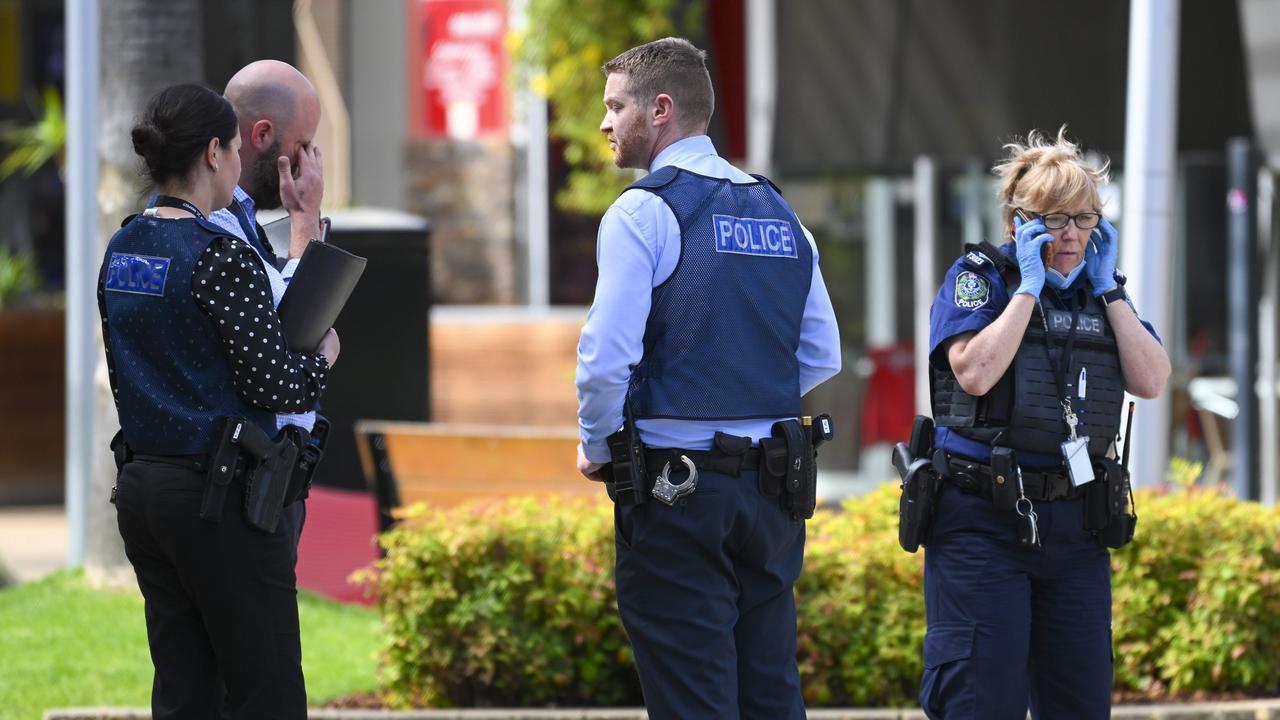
[1120,0,1180,488]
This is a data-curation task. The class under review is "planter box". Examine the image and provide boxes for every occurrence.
[0,307,64,504]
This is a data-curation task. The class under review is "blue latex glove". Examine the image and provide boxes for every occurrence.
[1085,218,1119,296]
[1012,215,1050,297]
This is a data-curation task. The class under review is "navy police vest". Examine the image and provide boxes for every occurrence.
[931,243,1125,458]
[99,214,277,455]
[625,166,813,421]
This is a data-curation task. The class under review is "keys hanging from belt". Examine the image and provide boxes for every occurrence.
[1014,466,1041,549]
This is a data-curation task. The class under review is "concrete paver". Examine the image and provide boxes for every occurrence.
[0,504,68,583]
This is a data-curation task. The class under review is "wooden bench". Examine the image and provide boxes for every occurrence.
[354,421,597,528]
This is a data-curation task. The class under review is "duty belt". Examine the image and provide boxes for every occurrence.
[945,455,1082,502]
[643,447,762,478]
[134,453,217,474]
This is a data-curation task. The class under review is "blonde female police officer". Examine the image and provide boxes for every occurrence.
[921,127,1169,719]
[575,38,841,720]
[100,84,339,719]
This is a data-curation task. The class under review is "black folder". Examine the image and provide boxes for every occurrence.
[276,239,367,352]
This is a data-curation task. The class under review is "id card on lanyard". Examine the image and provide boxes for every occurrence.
[1037,290,1095,487]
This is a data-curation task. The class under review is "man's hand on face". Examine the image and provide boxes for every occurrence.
[279,144,324,259]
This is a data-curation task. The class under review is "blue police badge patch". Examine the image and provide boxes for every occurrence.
[954,271,989,310]
[105,253,170,297]
[711,214,798,258]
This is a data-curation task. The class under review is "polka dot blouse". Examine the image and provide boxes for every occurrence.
[188,235,329,413]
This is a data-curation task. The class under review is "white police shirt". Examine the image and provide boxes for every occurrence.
[209,186,316,432]
[575,135,842,463]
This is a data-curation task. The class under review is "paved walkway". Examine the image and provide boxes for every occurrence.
[0,504,67,583]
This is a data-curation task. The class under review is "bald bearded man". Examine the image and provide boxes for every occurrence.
[208,61,332,534]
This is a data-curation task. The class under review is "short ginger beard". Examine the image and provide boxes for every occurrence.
[246,140,283,210]
[613,110,651,170]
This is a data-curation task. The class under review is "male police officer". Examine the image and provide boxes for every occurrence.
[575,38,841,720]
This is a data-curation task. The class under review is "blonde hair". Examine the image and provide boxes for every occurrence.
[993,126,1110,230]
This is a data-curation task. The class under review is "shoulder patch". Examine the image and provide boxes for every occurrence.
[954,270,990,310]
[962,250,990,270]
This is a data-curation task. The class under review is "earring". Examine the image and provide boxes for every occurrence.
[212,164,219,172]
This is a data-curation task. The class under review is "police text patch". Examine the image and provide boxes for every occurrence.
[711,214,798,258]
[1046,309,1106,338]
[954,271,989,309]
[963,250,989,269]
[105,252,170,297]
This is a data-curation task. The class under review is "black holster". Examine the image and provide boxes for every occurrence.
[199,417,302,533]
[894,415,940,553]
[241,424,302,533]
[1084,457,1136,548]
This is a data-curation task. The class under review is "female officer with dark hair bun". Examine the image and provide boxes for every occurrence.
[100,83,339,719]
[918,127,1170,720]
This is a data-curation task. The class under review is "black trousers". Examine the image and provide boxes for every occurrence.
[115,458,307,719]
[614,468,807,720]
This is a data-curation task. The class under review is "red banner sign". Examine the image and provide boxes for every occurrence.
[412,0,508,140]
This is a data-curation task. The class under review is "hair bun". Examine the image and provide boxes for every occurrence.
[130,123,165,163]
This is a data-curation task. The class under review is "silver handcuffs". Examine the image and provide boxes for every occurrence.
[651,455,699,505]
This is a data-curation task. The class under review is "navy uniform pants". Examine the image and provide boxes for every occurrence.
[615,467,806,720]
[115,458,307,720]
[920,482,1112,720]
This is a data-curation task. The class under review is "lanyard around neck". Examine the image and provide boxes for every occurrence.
[152,195,206,221]
[1035,288,1085,437]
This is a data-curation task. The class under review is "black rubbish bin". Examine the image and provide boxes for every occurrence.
[310,207,431,491]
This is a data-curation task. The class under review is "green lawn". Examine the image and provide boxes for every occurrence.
[0,570,383,720]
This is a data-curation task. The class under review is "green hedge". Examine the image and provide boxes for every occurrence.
[364,481,1280,708]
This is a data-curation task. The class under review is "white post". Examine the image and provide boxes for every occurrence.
[526,93,550,308]
[64,0,100,565]
[745,0,775,177]
[1120,0,1180,488]
[866,178,896,347]
[914,157,937,418]
[1259,169,1277,505]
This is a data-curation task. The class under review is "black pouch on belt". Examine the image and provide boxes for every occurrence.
[1083,460,1111,532]
[200,418,246,523]
[236,422,300,533]
[989,446,1019,513]
[109,429,133,474]
[769,419,816,520]
[707,431,752,475]
[604,411,648,507]
[284,416,326,506]
[1092,457,1136,548]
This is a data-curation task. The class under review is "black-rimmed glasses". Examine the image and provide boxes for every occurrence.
[1022,209,1102,230]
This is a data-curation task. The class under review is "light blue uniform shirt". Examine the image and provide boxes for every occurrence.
[209,186,315,432]
[575,135,842,463]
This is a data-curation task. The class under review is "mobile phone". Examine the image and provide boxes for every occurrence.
[1012,208,1053,267]
[319,216,332,243]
